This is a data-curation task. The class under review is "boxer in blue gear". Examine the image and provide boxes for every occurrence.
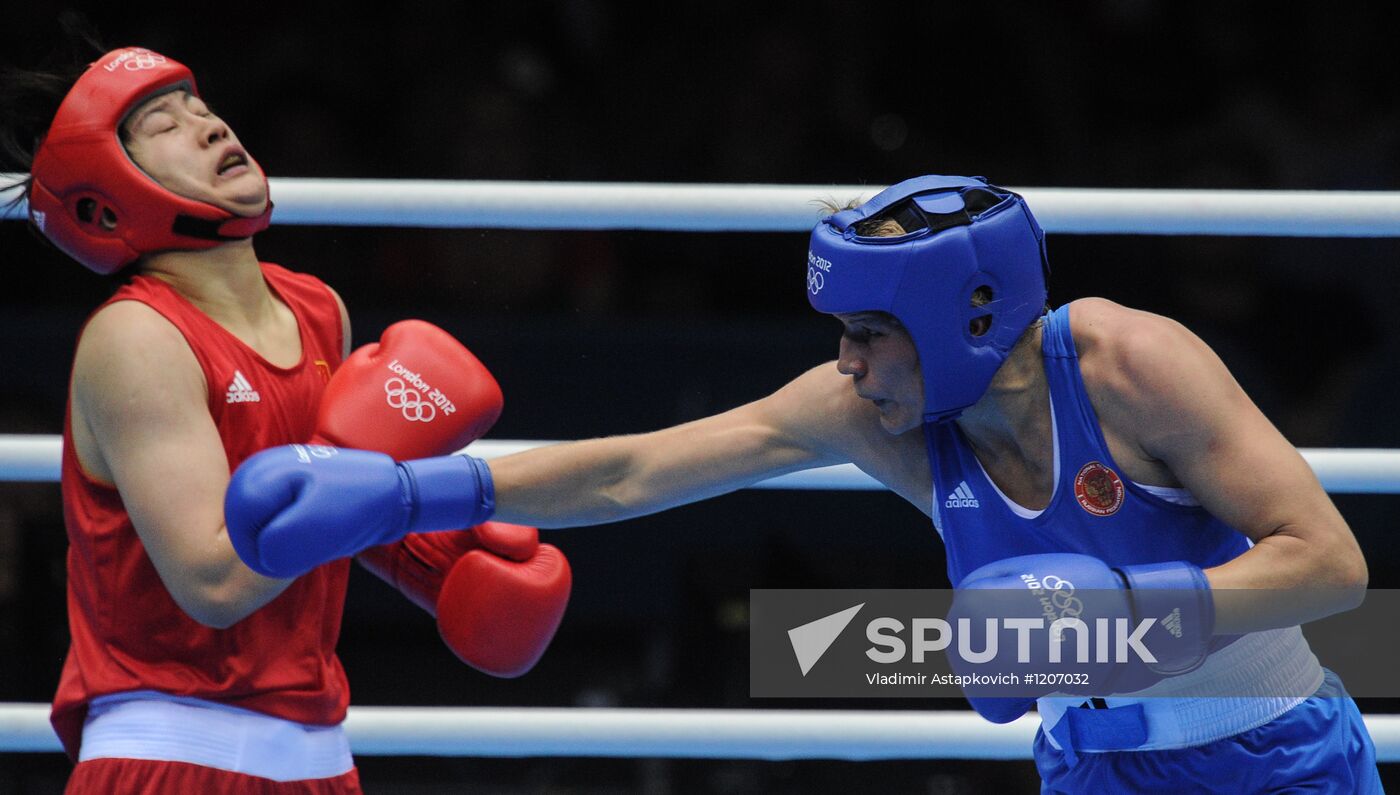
[228,175,1383,793]
[809,177,1378,790]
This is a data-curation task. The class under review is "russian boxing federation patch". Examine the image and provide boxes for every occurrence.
[1074,461,1124,516]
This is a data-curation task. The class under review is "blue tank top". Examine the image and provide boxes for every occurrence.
[925,304,1250,586]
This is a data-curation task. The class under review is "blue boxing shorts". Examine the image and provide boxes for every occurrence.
[1034,669,1382,794]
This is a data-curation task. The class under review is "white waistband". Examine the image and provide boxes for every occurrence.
[80,693,353,782]
[1038,625,1324,752]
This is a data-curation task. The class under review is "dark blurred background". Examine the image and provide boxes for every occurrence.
[2,3,1398,792]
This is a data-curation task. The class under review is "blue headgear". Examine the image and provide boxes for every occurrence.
[807,175,1049,423]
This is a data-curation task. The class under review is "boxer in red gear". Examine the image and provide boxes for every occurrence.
[0,44,468,794]
[30,47,363,792]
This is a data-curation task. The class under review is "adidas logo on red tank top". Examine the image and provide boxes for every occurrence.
[226,370,262,404]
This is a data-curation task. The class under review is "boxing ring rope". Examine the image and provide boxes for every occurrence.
[0,703,1396,760]
[2,436,1400,493]
[5,175,1400,236]
[3,177,1400,761]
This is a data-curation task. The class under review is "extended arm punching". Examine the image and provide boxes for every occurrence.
[228,359,921,551]
[486,362,898,527]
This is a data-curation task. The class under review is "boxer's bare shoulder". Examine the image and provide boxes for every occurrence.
[70,300,206,486]
[763,361,932,517]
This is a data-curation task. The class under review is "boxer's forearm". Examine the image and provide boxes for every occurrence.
[489,413,826,528]
[176,529,295,628]
[1204,526,1368,634]
[488,435,646,526]
[489,433,763,527]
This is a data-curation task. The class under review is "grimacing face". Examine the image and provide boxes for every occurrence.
[121,89,267,218]
[835,312,924,434]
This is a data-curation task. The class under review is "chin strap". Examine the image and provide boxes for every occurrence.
[170,202,273,241]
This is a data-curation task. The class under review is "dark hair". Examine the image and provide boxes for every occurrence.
[0,14,106,228]
[0,15,107,193]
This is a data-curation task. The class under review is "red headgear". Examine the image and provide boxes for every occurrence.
[28,47,272,274]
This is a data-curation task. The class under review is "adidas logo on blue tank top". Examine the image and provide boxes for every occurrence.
[944,481,980,509]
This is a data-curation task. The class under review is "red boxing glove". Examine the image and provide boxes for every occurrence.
[359,522,572,677]
[313,319,502,457]
[314,320,570,676]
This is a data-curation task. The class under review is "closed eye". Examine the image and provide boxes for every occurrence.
[142,114,178,135]
[843,328,881,344]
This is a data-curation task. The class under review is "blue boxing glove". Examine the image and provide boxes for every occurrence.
[1110,560,1216,687]
[225,444,495,578]
[948,553,1214,723]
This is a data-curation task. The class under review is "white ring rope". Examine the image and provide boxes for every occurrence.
[1,435,1399,493]
[0,703,1398,760]
[5,175,1400,236]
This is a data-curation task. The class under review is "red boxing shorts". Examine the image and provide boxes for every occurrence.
[65,758,362,794]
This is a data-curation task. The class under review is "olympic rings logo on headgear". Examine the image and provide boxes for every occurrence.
[384,377,437,423]
[806,250,832,296]
[103,49,167,73]
[124,53,167,71]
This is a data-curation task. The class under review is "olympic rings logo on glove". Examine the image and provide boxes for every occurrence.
[291,444,340,464]
[1035,574,1085,620]
[384,377,437,423]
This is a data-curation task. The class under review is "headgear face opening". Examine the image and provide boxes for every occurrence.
[28,47,272,274]
[807,175,1049,423]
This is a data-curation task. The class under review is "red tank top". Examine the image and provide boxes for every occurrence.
[52,263,349,759]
